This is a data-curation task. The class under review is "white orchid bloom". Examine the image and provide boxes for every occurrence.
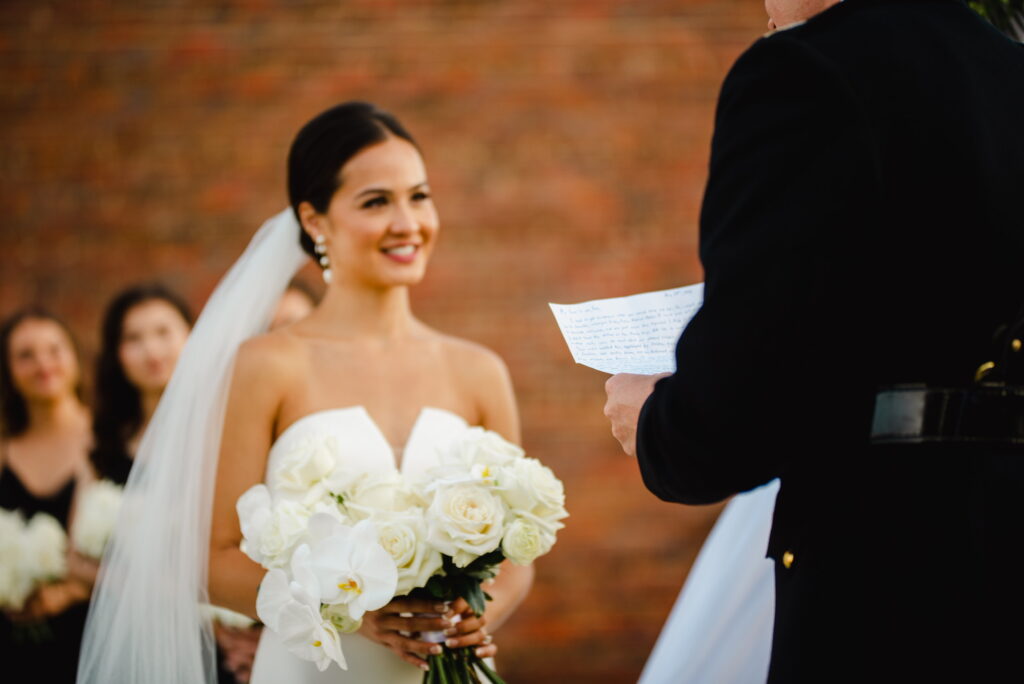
[256,566,347,672]
[296,515,397,620]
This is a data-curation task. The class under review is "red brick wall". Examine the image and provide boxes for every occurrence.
[1,1,767,680]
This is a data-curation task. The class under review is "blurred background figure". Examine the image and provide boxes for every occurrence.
[0,309,92,682]
[85,283,259,683]
[269,279,320,331]
[90,283,192,484]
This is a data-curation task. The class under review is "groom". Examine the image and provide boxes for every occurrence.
[604,0,1024,681]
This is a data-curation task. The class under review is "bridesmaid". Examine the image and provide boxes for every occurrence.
[269,279,319,331]
[82,285,268,683]
[0,308,93,682]
[89,283,192,484]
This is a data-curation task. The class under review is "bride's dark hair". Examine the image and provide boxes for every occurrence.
[287,101,418,262]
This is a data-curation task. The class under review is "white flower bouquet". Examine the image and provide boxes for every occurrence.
[70,479,123,559]
[411,428,567,684]
[0,507,68,612]
[236,428,568,682]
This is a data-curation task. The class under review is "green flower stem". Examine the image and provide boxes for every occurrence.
[422,646,507,684]
[470,651,507,684]
[444,650,461,684]
[433,651,446,683]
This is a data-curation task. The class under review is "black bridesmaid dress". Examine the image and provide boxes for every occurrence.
[0,461,89,683]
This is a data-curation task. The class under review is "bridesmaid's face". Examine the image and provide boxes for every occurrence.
[307,136,439,289]
[7,318,79,403]
[118,299,191,395]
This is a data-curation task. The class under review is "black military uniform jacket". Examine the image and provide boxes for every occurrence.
[636,1,1024,681]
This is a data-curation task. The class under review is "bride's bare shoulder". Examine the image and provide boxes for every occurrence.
[434,332,519,439]
[436,333,511,386]
[232,331,308,382]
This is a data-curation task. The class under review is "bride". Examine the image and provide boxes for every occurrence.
[77,102,533,683]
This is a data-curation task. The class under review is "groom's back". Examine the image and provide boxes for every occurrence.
[748,3,1024,681]
[782,0,1024,385]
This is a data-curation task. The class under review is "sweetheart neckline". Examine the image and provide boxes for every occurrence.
[270,406,469,470]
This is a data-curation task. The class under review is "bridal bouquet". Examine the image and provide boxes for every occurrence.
[237,427,568,682]
[70,479,123,559]
[0,507,68,612]
[410,428,568,684]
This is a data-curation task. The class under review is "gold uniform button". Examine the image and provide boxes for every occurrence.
[782,551,795,569]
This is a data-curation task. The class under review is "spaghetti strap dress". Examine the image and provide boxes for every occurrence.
[0,448,89,683]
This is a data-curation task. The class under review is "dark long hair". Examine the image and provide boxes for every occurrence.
[288,101,418,266]
[90,284,192,482]
[1,308,83,439]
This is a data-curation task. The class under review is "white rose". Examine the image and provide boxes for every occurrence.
[257,500,312,568]
[237,485,311,569]
[372,510,443,596]
[273,435,339,505]
[426,482,506,568]
[452,428,524,467]
[24,512,67,580]
[323,462,365,500]
[343,471,424,521]
[71,479,123,559]
[499,458,568,525]
[501,516,555,565]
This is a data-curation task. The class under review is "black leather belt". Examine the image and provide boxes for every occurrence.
[870,385,1024,445]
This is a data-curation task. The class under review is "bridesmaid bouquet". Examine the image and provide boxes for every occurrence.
[70,479,123,559]
[0,507,67,612]
[237,427,568,681]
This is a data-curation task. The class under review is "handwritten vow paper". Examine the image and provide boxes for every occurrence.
[549,283,704,375]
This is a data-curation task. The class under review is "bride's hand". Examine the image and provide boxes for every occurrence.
[441,597,497,658]
[358,597,456,670]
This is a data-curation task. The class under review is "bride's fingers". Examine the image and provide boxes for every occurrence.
[381,633,442,669]
[447,597,470,617]
[445,624,490,649]
[377,613,451,633]
[385,598,448,615]
[473,641,498,659]
[447,613,485,636]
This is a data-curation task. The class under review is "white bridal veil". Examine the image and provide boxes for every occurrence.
[77,210,307,684]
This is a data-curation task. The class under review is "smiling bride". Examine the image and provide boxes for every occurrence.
[77,102,533,684]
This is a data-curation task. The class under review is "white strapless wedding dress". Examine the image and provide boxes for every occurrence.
[250,406,469,684]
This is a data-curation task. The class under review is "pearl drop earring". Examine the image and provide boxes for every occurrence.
[314,234,332,284]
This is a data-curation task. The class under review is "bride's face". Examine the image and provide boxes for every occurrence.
[307,136,439,290]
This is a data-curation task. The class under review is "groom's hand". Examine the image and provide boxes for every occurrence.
[604,372,670,457]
